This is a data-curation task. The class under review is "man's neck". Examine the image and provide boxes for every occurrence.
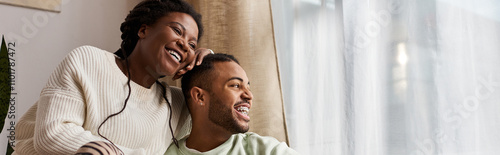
[185,123,233,152]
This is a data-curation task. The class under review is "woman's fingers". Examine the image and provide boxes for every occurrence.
[75,141,122,155]
[195,48,213,65]
[171,48,213,80]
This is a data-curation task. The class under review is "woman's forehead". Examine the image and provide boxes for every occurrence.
[159,12,199,37]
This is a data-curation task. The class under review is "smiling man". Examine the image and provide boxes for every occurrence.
[166,53,298,155]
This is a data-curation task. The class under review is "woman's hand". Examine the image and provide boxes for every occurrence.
[172,48,213,80]
[75,141,123,155]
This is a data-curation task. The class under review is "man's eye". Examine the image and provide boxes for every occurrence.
[231,84,240,88]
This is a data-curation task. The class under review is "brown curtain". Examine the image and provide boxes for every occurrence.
[178,0,289,144]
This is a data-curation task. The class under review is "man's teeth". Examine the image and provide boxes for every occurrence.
[168,50,181,62]
[237,106,249,116]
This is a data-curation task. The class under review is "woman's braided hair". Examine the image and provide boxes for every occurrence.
[98,0,203,151]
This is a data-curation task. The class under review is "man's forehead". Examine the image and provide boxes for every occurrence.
[213,61,249,82]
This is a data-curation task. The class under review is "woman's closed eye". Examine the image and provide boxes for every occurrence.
[189,42,196,49]
[172,27,182,35]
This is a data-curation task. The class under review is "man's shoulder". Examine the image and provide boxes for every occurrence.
[233,132,299,154]
[238,132,279,142]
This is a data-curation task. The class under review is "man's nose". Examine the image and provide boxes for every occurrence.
[242,87,253,101]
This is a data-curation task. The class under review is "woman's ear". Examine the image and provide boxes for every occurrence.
[190,86,207,106]
[138,24,148,39]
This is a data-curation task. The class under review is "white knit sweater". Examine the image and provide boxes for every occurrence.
[13,46,190,155]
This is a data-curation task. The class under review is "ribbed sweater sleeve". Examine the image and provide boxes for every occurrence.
[14,46,189,155]
[29,46,106,154]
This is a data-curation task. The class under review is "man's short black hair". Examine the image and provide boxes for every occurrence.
[181,53,239,104]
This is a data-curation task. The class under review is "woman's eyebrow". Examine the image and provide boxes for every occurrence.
[169,22,186,31]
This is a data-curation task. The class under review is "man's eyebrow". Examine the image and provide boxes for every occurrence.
[227,77,251,85]
[227,77,243,83]
[169,22,198,42]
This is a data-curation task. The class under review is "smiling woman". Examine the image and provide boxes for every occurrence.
[12,0,212,154]
[118,12,200,87]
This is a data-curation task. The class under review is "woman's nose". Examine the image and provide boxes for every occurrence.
[176,40,189,52]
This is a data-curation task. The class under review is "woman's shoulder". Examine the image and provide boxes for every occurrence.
[43,46,116,91]
[66,45,112,59]
[61,45,116,66]
[169,86,182,94]
[159,84,185,107]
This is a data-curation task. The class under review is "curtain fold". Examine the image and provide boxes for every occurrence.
[272,0,500,154]
[184,0,289,144]
[271,0,346,153]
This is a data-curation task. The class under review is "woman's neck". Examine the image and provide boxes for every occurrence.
[115,57,157,88]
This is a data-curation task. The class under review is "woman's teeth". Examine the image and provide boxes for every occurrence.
[168,50,181,62]
[236,106,249,116]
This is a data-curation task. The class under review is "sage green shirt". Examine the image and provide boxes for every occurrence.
[165,132,299,155]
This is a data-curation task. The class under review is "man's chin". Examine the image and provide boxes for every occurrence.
[240,125,250,133]
[230,125,250,134]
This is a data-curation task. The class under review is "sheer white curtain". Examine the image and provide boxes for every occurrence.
[271,0,500,154]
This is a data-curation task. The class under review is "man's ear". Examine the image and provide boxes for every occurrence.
[190,86,207,106]
[138,24,148,39]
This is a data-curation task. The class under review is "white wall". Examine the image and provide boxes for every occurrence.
[0,0,139,117]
